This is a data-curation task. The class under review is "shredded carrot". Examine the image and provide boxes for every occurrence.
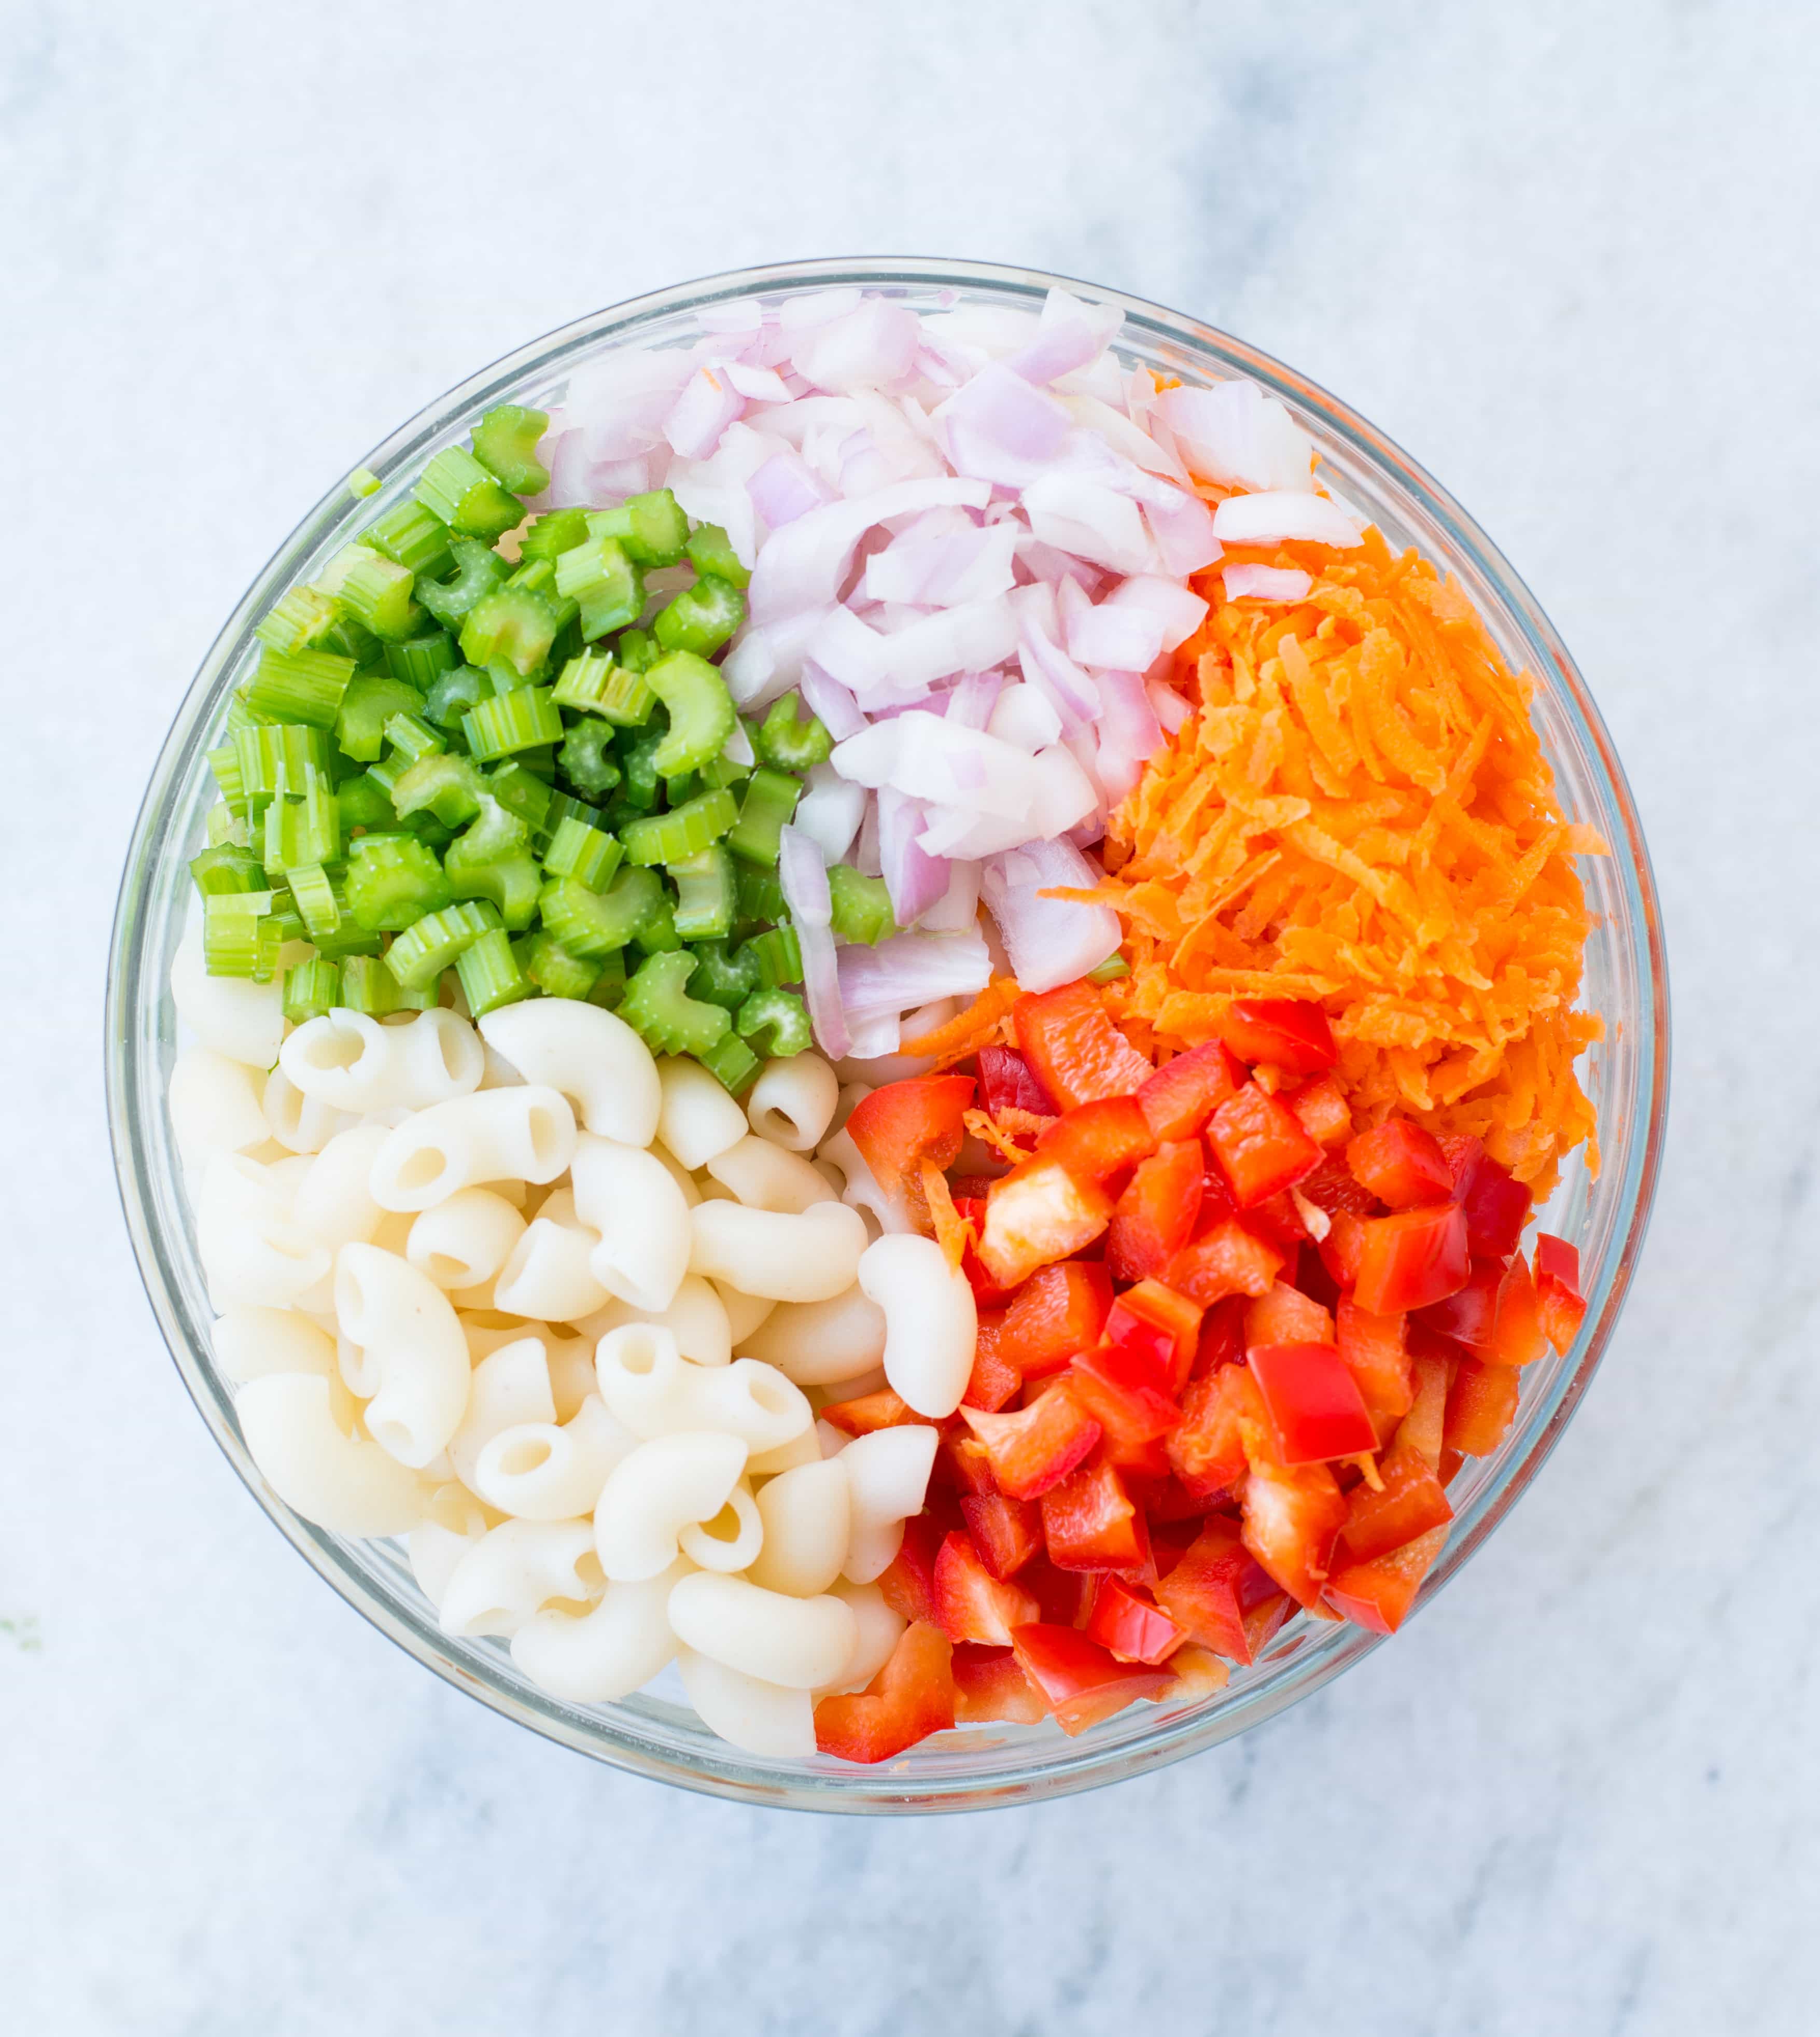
[963,1108,1036,1165]
[901,975,1021,1064]
[921,1161,970,1269]
[1097,529,1604,1199]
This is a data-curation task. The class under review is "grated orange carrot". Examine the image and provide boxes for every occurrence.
[1094,530,1604,1199]
[900,975,1021,1065]
[921,1161,970,1268]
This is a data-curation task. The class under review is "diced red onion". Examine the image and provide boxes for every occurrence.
[797,658,867,741]
[1211,491,1364,548]
[1223,563,1315,601]
[875,789,951,926]
[1007,288,1123,386]
[723,360,791,403]
[917,857,982,933]
[1108,574,1208,651]
[665,366,746,461]
[1093,669,1165,803]
[943,361,1072,464]
[778,825,847,1058]
[1061,580,1166,671]
[1138,482,1223,577]
[545,430,592,509]
[1017,614,1102,734]
[790,300,921,394]
[1157,381,1314,493]
[794,763,868,866]
[986,681,1063,753]
[1021,471,1154,575]
[780,288,862,331]
[979,838,1120,994]
[696,298,766,334]
[747,451,829,529]
[749,477,994,623]
[836,929,992,1023]
[944,668,1004,730]
[1148,678,1192,734]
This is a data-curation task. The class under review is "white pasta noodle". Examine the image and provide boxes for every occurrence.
[814,1418,851,1459]
[479,1039,526,1091]
[171,919,284,1068]
[838,1424,940,1583]
[211,1307,337,1385]
[736,1286,888,1386]
[649,1143,702,1207]
[478,1000,661,1146]
[369,1086,577,1211]
[334,1243,471,1468]
[593,1431,747,1582]
[544,1333,598,1420]
[745,1054,840,1153]
[236,1372,426,1537]
[676,1481,764,1572]
[665,1573,856,1690]
[820,1362,888,1400]
[476,1177,529,1209]
[687,1198,867,1303]
[437,1517,601,1639]
[195,1151,331,1310]
[260,1066,357,1156]
[858,1233,977,1418]
[450,1336,556,1492]
[594,1326,811,1452]
[493,1214,610,1322]
[575,1275,732,1369]
[472,1394,636,1520]
[654,1055,750,1169]
[279,1011,414,1113]
[704,1135,837,1215]
[392,1008,487,1108]
[749,1459,850,1597]
[830,1082,872,1137]
[288,1126,393,1251]
[570,1132,691,1314]
[407,1188,526,1291]
[745,1426,824,1476]
[407,1482,496,1610]
[511,1557,691,1703]
[168,1047,269,1169]
[815,1125,909,1236]
[712,1281,777,1344]
[675,1647,815,1759]
[819,1579,907,1694]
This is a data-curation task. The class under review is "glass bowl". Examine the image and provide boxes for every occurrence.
[106,257,1669,1813]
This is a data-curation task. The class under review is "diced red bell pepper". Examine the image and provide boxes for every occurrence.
[960,1382,1103,1500]
[1485,1251,1548,1368]
[962,1308,1020,1412]
[1444,1356,1521,1456]
[1247,1343,1379,1464]
[1084,1575,1187,1665]
[1035,1095,1157,1189]
[1012,980,1152,1110]
[1441,1134,1533,1260]
[954,1198,1019,1313]
[1166,1219,1284,1308]
[1144,1482,1225,1534]
[1018,1554,1093,1628]
[1412,1259,1503,1352]
[936,1428,998,1497]
[1346,1119,1454,1210]
[1167,1360,1268,1497]
[932,1531,1041,1645]
[1285,1075,1352,1149]
[951,1643,1049,1724]
[1106,1279,1204,1394]
[1244,1280,1335,1351]
[958,1490,1042,1579]
[1323,1523,1448,1635]
[1337,1441,1453,1563]
[1105,1140,1204,1282]
[976,1042,1060,1118]
[1219,997,1339,1076]
[1135,1040,1244,1141]
[1352,1202,1470,1315]
[1191,1293,1249,1380]
[1241,1189,1312,1253]
[1207,1083,1322,1207]
[976,1158,1114,1290]
[1336,1297,1414,1439]
[1395,1351,1453,1465]
[1000,1261,1113,1381]
[1009,1624,1173,1735]
[1240,1458,1348,1607]
[1315,1211,1369,1295]
[1300,1154,1382,1218]
[1534,1234,1587,1353]
[813,1620,956,1762]
[875,1512,947,1625]
[1041,1458,1148,1572]
[820,1387,921,1436]
[845,1075,974,1232]
[1152,1515,1289,1665]
[1068,1346,1179,1476]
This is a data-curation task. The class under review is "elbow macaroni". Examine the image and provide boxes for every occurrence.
[407,1187,526,1291]
[745,1053,841,1153]
[370,1086,578,1211]
[654,1055,749,1169]
[749,1459,850,1598]
[736,1286,889,1387]
[838,1424,940,1583]
[594,1326,811,1454]
[686,1198,867,1303]
[437,1517,601,1639]
[675,1647,815,1759]
[236,1372,426,1537]
[593,1431,747,1582]
[665,1572,856,1690]
[471,1393,636,1520]
[576,1275,732,1369]
[570,1132,691,1315]
[704,1135,836,1215]
[479,1000,661,1147]
[858,1233,977,1418]
[168,1046,269,1170]
[334,1244,471,1468]
[493,1214,610,1322]
[676,1482,764,1572]
[510,1558,689,1703]
[171,919,284,1068]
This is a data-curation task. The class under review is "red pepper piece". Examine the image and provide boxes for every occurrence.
[813,1621,956,1762]
[1135,1040,1244,1142]
[1105,1140,1205,1282]
[1346,1119,1454,1210]
[1218,997,1339,1077]
[1352,1202,1471,1315]
[1012,980,1151,1110]
[1207,1083,1322,1207]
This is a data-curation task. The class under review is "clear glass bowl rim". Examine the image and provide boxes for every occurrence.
[105,254,1670,1815]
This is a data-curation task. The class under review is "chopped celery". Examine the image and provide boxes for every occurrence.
[384,631,458,689]
[544,814,623,891]
[471,404,550,497]
[621,788,738,867]
[687,939,760,1013]
[424,662,492,732]
[617,950,733,1056]
[384,711,444,764]
[343,832,452,931]
[317,543,422,642]
[207,743,248,818]
[392,751,485,827]
[261,766,340,874]
[827,864,896,946]
[735,864,787,927]
[740,924,802,989]
[653,575,746,659]
[669,844,736,941]
[518,508,591,565]
[701,752,752,791]
[1086,954,1131,985]
[189,843,262,898]
[287,862,342,941]
[538,866,664,958]
[342,953,433,1015]
[522,928,600,1001]
[446,843,541,930]
[587,490,689,568]
[384,899,501,988]
[233,723,334,810]
[587,948,628,1009]
[491,762,557,840]
[415,446,523,541]
[464,686,564,762]
[366,499,454,582]
[416,538,510,631]
[283,957,340,1024]
[460,583,564,681]
[255,584,341,658]
[726,766,802,867]
[645,650,736,776]
[204,804,247,849]
[557,718,622,798]
[455,927,533,1016]
[335,671,423,762]
[736,987,811,1058]
[349,466,383,499]
[203,891,280,981]
[633,897,683,954]
[754,690,834,773]
[243,646,355,730]
[555,534,643,641]
[552,649,656,727]
[695,1032,763,1096]
[617,725,667,810]
[684,521,751,590]
[337,771,397,836]
[617,626,656,674]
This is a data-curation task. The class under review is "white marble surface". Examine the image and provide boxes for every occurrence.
[4,2,1817,2029]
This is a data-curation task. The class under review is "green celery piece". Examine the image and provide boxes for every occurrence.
[620,789,738,868]
[383,899,501,988]
[537,867,665,959]
[687,938,760,1013]
[416,538,510,631]
[517,507,591,566]
[384,710,445,764]
[243,646,355,730]
[448,848,541,930]
[555,534,643,641]
[232,723,335,811]
[669,845,736,942]
[734,864,787,928]
[739,924,802,990]
[365,499,454,581]
[460,583,565,681]
[617,725,667,810]
[337,771,397,836]
[283,957,340,1024]
[557,718,622,798]
[204,802,248,849]
[701,753,752,791]
[341,953,433,1016]
[456,928,533,1016]
[695,1033,762,1096]
[343,832,452,932]
[348,466,383,499]
[754,690,834,773]
[490,761,557,841]
[544,814,622,891]
[391,751,486,827]
[653,575,746,660]
[634,897,683,954]
[684,521,751,590]
[415,446,523,541]
[552,648,656,727]
[827,864,897,946]
[521,928,600,1001]
[424,663,492,733]
[203,891,280,981]
[726,766,802,867]
[317,542,423,642]
[189,843,262,899]
[464,686,564,762]
[255,584,341,658]
[1086,954,1131,984]
[287,862,341,941]
[471,404,550,497]
[261,766,340,875]
[587,949,628,1009]
[645,650,736,777]
[586,490,689,568]
[617,950,733,1056]
[207,743,248,818]
[735,987,811,1058]
[384,631,458,689]
[615,626,656,674]
[335,671,424,763]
